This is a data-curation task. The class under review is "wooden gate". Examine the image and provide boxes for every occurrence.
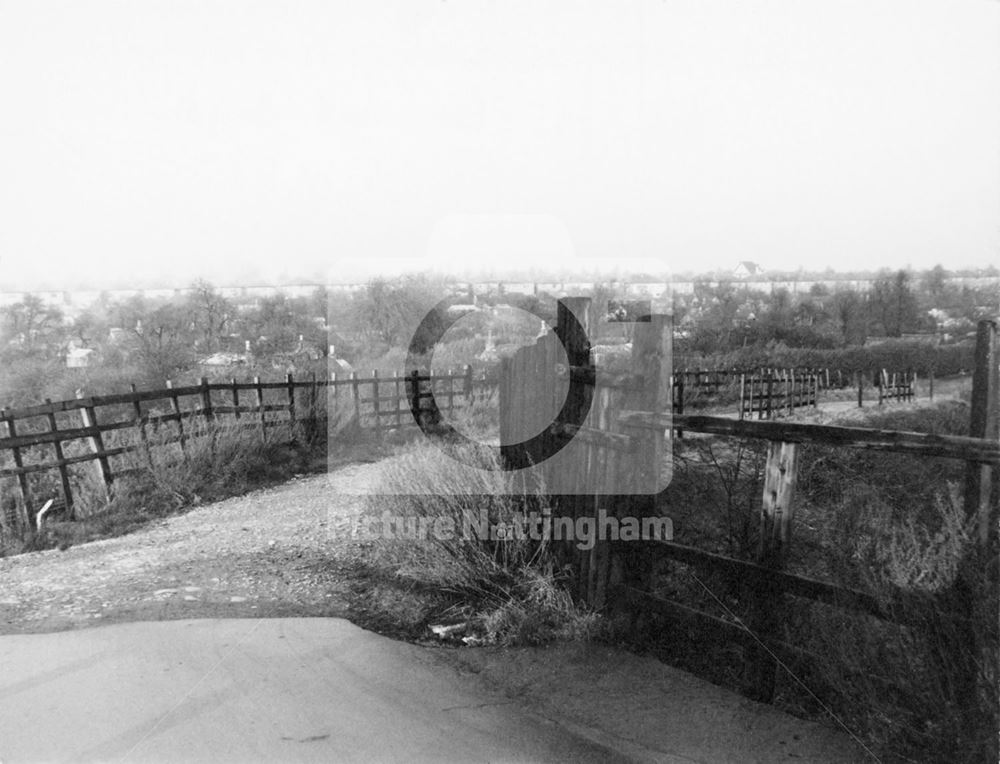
[498,297,671,605]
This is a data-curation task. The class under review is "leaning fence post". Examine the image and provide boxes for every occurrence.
[76,390,112,502]
[746,440,800,703]
[44,400,74,517]
[165,380,188,461]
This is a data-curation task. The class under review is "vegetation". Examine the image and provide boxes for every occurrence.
[636,400,998,763]
[350,441,603,646]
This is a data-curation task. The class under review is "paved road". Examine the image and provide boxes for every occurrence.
[0,618,633,763]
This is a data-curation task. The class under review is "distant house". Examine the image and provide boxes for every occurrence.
[66,347,95,368]
[201,351,247,367]
[446,303,479,318]
[733,261,763,279]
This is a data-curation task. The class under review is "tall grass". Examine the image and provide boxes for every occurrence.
[1,415,308,555]
[358,441,603,645]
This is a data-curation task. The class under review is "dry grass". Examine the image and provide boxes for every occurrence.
[357,439,604,646]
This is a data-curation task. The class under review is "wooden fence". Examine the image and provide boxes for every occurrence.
[499,306,998,739]
[738,369,819,420]
[876,368,915,404]
[0,367,496,528]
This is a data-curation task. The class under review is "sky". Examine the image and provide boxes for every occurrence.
[1,0,998,290]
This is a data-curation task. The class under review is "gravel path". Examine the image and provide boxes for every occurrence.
[0,464,378,634]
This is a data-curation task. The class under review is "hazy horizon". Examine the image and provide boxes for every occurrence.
[2,1,998,292]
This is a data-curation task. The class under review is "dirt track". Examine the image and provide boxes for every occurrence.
[0,466,378,634]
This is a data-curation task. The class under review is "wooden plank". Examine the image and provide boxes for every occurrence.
[617,413,1000,464]
[87,385,203,408]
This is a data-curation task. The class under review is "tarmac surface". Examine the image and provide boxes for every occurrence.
[0,618,626,763]
[0,617,866,763]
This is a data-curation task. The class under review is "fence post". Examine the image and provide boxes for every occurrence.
[965,319,998,543]
[877,369,884,405]
[393,370,402,427]
[231,378,241,420]
[746,440,799,703]
[309,371,319,442]
[765,371,773,420]
[199,377,214,422]
[351,371,361,425]
[76,390,112,502]
[857,371,863,408]
[2,410,33,528]
[408,369,422,427]
[955,319,998,762]
[165,380,188,460]
[129,383,155,473]
[286,372,297,444]
[929,368,935,400]
[464,364,474,405]
[44,400,74,517]
[254,376,266,443]
[371,370,381,435]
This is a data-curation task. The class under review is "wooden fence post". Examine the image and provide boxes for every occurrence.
[254,376,266,443]
[44,400,74,517]
[231,378,241,420]
[965,319,998,543]
[857,371,863,408]
[408,369,422,427]
[309,371,319,441]
[371,370,381,435]
[286,372,297,444]
[954,319,998,761]
[76,390,112,502]
[2,410,33,528]
[929,368,935,400]
[165,380,188,460]
[464,364,474,405]
[746,440,800,703]
[199,377,215,423]
[765,371,774,420]
[129,383,155,473]
[393,370,402,427]
[350,371,361,425]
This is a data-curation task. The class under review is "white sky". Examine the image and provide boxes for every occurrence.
[1,0,998,289]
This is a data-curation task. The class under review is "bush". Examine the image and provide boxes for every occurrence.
[676,339,975,378]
